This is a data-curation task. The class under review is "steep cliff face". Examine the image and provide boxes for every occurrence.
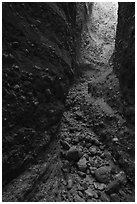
[2,2,135,187]
[114,3,135,125]
[2,2,76,183]
[2,3,135,201]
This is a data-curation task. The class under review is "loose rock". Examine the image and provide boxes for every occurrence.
[85,187,98,199]
[105,180,121,194]
[81,181,88,190]
[66,146,80,162]
[78,191,83,198]
[100,192,110,202]
[77,157,87,172]
[94,138,100,146]
[67,179,73,190]
[77,171,86,178]
[89,146,97,155]
[114,171,127,184]
[74,194,85,202]
[110,193,120,202]
[60,140,70,150]
[94,182,106,190]
[106,171,127,194]
[95,166,112,183]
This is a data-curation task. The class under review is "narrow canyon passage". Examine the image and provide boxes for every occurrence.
[80,2,118,65]
[2,2,135,202]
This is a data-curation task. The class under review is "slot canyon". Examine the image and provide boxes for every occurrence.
[2,2,135,202]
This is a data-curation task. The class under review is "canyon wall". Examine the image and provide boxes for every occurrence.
[2,2,135,185]
[2,2,76,184]
[114,2,135,125]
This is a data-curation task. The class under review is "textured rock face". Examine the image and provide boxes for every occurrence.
[76,2,93,64]
[114,3,135,124]
[2,2,76,183]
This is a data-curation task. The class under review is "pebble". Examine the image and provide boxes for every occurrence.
[112,137,119,143]
[78,191,83,197]
[90,170,95,176]
[89,146,97,155]
[83,153,89,160]
[100,145,105,150]
[67,179,73,190]
[77,171,86,178]
[94,182,106,190]
[14,84,20,89]
[85,135,91,142]
[85,143,91,148]
[77,185,85,192]
[77,157,87,172]
[86,169,90,175]
[81,182,88,190]
[114,171,127,184]
[85,187,98,199]
[100,153,105,158]
[104,151,112,160]
[60,140,70,150]
[85,175,94,185]
[100,192,110,202]
[74,194,85,202]
[72,138,79,145]
[94,138,100,146]
[110,193,120,202]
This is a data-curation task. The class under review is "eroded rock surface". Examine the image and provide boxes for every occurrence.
[3,2,76,183]
[2,2,134,202]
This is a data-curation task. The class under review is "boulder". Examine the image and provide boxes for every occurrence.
[95,166,112,183]
[105,180,121,194]
[106,171,127,194]
[66,146,81,162]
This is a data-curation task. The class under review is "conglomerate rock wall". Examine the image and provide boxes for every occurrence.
[2,2,135,185]
[114,2,135,125]
[2,2,76,184]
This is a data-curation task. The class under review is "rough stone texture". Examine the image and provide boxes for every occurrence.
[2,2,76,184]
[66,146,80,162]
[114,2,135,125]
[94,166,112,183]
[77,157,87,172]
